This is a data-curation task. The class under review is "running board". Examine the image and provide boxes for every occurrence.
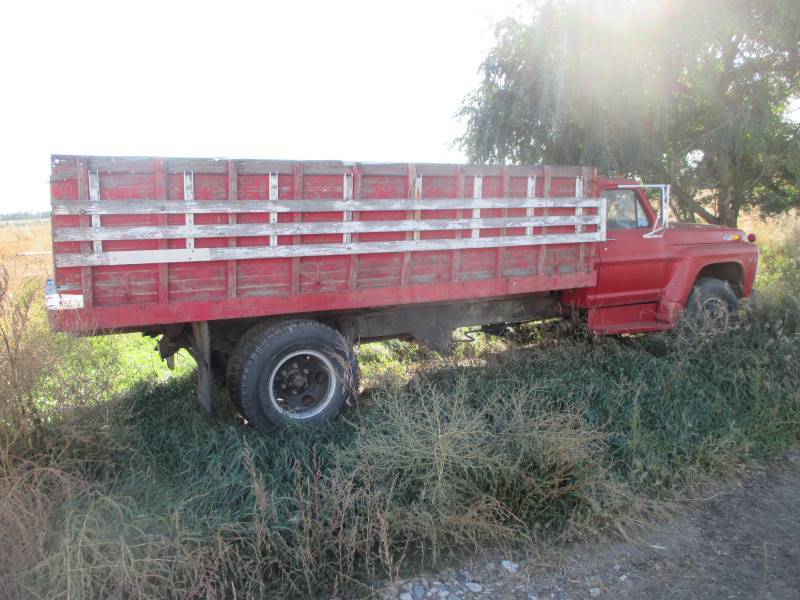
[588,303,671,335]
[593,321,671,335]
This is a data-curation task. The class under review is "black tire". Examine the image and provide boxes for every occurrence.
[227,321,277,412]
[230,320,359,435]
[684,277,739,333]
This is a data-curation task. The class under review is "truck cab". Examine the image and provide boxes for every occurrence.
[566,177,759,334]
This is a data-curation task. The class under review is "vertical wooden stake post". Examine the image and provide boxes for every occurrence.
[191,321,212,415]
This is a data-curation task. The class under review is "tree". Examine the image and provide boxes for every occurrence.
[459,0,800,226]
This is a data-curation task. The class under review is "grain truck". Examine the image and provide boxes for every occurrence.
[45,155,758,434]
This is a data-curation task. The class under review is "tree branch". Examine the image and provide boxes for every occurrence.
[670,179,719,224]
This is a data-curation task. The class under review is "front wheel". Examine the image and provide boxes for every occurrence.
[684,277,739,333]
[230,320,359,435]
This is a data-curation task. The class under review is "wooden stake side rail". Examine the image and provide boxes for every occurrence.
[56,232,605,268]
[53,214,602,242]
[51,197,602,215]
[48,155,604,331]
[49,156,597,180]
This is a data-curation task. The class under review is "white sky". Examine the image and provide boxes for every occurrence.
[0,0,523,213]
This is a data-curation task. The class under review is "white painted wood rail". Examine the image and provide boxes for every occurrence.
[88,171,101,253]
[51,196,603,215]
[471,175,482,239]
[53,214,603,242]
[183,172,195,250]
[268,172,279,247]
[51,195,607,268]
[55,231,605,268]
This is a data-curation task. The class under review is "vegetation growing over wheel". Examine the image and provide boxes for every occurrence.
[684,277,740,333]
[228,320,359,435]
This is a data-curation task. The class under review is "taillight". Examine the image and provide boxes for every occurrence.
[747,233,757,243]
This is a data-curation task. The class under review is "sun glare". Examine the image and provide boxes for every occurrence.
[584,0,668,32]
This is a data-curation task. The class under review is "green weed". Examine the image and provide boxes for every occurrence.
[0,235,798,598]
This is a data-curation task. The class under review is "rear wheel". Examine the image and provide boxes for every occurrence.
[684,277,739,333]
[228,320,359,435]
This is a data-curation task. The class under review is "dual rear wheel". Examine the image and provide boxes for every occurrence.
[226,320,359,435]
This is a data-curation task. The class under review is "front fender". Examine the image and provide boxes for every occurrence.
[658,242,758,323]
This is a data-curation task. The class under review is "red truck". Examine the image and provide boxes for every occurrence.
[46,155,758,434]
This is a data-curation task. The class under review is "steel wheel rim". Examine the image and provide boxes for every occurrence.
[699,297,730,330]
[267,350,337,419]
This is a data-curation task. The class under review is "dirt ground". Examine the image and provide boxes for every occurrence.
[383,449,800,600]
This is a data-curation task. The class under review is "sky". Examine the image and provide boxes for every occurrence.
[0,0,524,214]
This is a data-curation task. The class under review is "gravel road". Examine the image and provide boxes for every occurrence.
[378,449,800,600]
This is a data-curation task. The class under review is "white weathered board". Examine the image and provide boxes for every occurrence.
[53,214,602,242]
[51,196,602,215]
[55,231,605,267]
[53,195,606,268]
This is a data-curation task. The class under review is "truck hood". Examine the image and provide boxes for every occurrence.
[664,222,746,246]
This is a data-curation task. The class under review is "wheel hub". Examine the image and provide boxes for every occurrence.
[289,371,307,391]
[700,298,730,329]
[270,351,335,416]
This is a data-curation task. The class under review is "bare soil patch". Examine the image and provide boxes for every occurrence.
[384,449,800,599]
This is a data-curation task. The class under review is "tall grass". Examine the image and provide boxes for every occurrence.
[0,219,798,598]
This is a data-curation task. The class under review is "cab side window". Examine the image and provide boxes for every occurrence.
[602,189,650,230]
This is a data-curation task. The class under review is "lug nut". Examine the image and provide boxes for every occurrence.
[303,368,309,374]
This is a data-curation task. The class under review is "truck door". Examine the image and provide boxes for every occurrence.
[591,186,668,307]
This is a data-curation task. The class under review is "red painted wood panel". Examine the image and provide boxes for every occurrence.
[49,155,600,329]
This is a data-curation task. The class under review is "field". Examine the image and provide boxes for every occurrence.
[1,217,799,598]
